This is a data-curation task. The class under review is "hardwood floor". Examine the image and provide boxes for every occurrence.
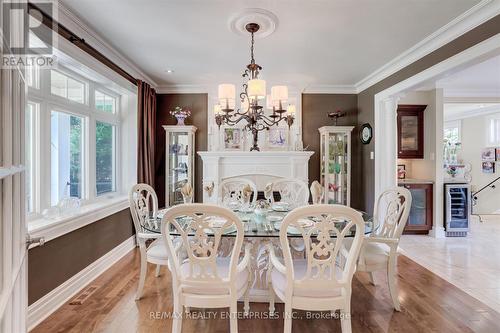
[32,248,500,333]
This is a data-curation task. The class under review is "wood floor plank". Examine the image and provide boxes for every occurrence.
[31,249,500,333]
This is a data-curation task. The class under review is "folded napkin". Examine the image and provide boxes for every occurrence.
[310,180,324,204]
[181,183,193,203]
[242,184,253,203]
[264,183,273,200]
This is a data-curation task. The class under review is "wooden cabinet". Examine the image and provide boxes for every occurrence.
[397,105,426,159]
[399,183,433,234]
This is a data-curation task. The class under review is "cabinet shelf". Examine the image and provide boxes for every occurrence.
[319,126,354,206]
[164,126,197,207]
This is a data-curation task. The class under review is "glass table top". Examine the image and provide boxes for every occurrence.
[141,207,375,238]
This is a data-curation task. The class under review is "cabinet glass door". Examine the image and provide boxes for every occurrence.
[168,131,189,206]
[324,132,348,205]
[407,187,427,227]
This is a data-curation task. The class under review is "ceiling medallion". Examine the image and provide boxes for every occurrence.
[228,8,279,39]
[215,20,294,152]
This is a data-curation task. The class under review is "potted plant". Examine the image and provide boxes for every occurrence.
[170,106,192,125]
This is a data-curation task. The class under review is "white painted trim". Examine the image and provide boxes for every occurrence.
[445,103,500,121]
[56,1,157,87]
[356,0,500,93]
[443,88,500,98]
[28,197,129,242]
[27,236,136,331]
[374,34,500,238]
[302,84,357,94]
[156,84,209,94]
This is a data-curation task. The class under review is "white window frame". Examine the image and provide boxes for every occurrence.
[27,64,123,221]
[444,119,462,144]
[486,114,500,146]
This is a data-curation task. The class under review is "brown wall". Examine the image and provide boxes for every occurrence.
[302,94,362,208]
[28,209,134,305]
[155,94,208,206]
[357,14,500,213]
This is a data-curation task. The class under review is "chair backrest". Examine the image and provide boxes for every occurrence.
[310,180,324,205]
[270,178,309,207]
[218,177,258,205]
[129,183,158,234]
[372,187,412,240]
[279,205,365,295]
[161,204,244,293]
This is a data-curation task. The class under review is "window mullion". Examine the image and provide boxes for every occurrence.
[88,115,96,202]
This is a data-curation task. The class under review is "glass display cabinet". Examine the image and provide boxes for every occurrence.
[319,126,354,206]
[163,125,197,206]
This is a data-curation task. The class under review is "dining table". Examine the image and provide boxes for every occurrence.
[141,204,375,302]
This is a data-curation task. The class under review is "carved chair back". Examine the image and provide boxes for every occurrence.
[279,205,364,296]
[161,204,244,293]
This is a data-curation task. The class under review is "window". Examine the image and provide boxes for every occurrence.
[487,115,500,146]
[50,111,84,206]
[51,70,86,104]
[26,62,125,221]
[96,121,116,195]
[26,102,38,213]
[25,65,39,89]
[95,90,116,113]
[444,120,461,145]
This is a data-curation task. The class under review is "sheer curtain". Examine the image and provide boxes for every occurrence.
[137,80,157,186]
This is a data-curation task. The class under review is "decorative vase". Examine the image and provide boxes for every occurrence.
[175,114,187,125]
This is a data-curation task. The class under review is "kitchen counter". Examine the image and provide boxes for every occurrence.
[398,178,434,185]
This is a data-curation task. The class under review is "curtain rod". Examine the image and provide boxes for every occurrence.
[28,2,138,86]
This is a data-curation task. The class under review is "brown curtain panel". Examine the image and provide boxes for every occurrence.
[137,80,157,186]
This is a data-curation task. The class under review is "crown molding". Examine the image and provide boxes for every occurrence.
[56,0,158,87]
[156,84,211,94]
[445,103,500,121]
[300,84,358,94]
[443,87,500,98]
[355,0,500,93]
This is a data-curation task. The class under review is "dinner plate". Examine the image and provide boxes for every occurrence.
[271,203,291,212]
[267,214,283,222]
[274,218,313,235]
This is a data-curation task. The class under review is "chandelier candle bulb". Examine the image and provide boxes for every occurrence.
[213,104,222,115]
[287,104,296,115]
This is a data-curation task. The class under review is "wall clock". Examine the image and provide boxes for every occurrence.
[360,123,373,144]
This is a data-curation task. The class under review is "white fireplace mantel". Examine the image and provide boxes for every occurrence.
[198,151,314,203]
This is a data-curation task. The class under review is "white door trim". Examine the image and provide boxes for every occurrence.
[374,33,500,235]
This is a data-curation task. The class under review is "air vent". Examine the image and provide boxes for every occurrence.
[69,285,99,305]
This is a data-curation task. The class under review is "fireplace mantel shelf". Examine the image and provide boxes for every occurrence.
[198,150,315,203]
[198,151,314,157]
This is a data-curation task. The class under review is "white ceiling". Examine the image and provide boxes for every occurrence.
[438,55,500,97]
[444,103,500,120]
[60,0,482,89]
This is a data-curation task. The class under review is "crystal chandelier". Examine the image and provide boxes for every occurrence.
[215,23,295,151]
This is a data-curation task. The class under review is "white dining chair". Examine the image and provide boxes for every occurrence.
[161,204,252,333]
[352,187,411,311]
[218,177,258,206]
[270,178,310,207]
[268,205,365,333]
[129,183,169,300]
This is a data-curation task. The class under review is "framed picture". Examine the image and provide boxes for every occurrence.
[481,147,496,161]
[496,148,500,161]
[266,127,289,150]
[482,161,495,174]
[222,127,243,150]
[397,164,406,179]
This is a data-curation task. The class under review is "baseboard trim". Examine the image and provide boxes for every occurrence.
[27,236,136,331]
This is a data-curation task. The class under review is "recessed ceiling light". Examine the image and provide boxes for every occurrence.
[166,69,174,74]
